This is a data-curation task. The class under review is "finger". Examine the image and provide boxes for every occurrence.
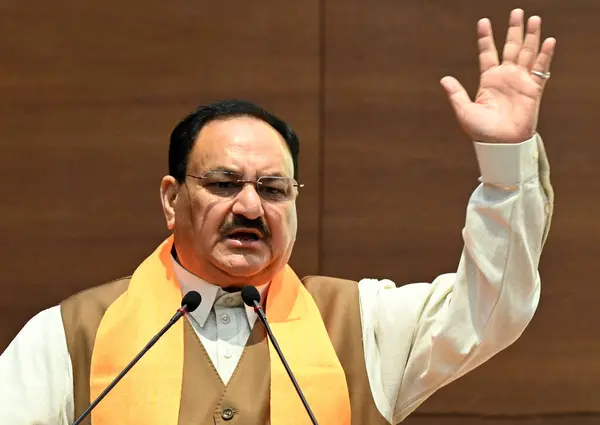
[502,8,525,64]
[478,18,499,73]
[440,76,472,116]
[531,37,557,87]
[517,15,542,70]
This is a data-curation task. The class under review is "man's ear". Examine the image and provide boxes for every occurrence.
[160,176,179,230]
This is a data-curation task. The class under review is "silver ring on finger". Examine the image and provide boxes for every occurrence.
[532,70,551,80]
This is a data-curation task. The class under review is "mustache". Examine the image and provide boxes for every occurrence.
[220,215,271,238]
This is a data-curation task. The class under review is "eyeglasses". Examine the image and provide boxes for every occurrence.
[186,170,304,202]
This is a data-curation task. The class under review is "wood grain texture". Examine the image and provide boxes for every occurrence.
[323,0,600,417]
[0,0,321,349]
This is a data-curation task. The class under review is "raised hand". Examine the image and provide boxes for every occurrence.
[441,8,556,144]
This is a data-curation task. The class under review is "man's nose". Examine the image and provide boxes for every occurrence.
[231,183,264,220]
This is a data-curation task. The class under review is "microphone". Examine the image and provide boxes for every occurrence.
[72,290,202,425]
[241,286,319,425]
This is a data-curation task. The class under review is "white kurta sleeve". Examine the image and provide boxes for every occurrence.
[0,306,73,425]
[358,134,553,424]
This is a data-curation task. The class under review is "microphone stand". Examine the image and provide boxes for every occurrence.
[252,301,320,425]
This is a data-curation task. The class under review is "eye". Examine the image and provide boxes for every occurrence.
[260,186,286,195]
[203,180,242,196]
[212,181,237,189]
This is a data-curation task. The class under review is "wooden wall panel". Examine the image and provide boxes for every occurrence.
[323,0,600,419]
[0,0,322,350]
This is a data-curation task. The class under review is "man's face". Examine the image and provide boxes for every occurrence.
[161,116,298,288]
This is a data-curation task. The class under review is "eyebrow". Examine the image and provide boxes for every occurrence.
[208,166,241,175]
[261,171,289,178]
[204,167,291,178]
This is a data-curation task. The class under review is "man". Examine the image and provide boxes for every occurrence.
[0,8,555,425]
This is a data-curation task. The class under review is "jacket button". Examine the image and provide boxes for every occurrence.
[222,408,234,420]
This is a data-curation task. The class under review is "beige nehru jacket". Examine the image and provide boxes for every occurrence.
[0,135,554,425]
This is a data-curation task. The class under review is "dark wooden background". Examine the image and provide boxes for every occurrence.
[2,0,599,423]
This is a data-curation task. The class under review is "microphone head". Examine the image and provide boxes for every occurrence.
[181,291,202,313]
[241,285,261,307]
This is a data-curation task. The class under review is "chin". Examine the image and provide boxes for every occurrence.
[217,254,270,278]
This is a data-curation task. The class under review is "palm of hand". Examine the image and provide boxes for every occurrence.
[462,64,541,143]
[441,9,556,144]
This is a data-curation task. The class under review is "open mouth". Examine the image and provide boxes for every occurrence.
[225,229,263,242]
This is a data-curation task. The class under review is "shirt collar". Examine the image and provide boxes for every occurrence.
[170,255,269,328]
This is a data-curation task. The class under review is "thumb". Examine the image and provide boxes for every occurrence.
[440,76,472,116]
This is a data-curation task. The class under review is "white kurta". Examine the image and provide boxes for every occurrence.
[0,134,553,425]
